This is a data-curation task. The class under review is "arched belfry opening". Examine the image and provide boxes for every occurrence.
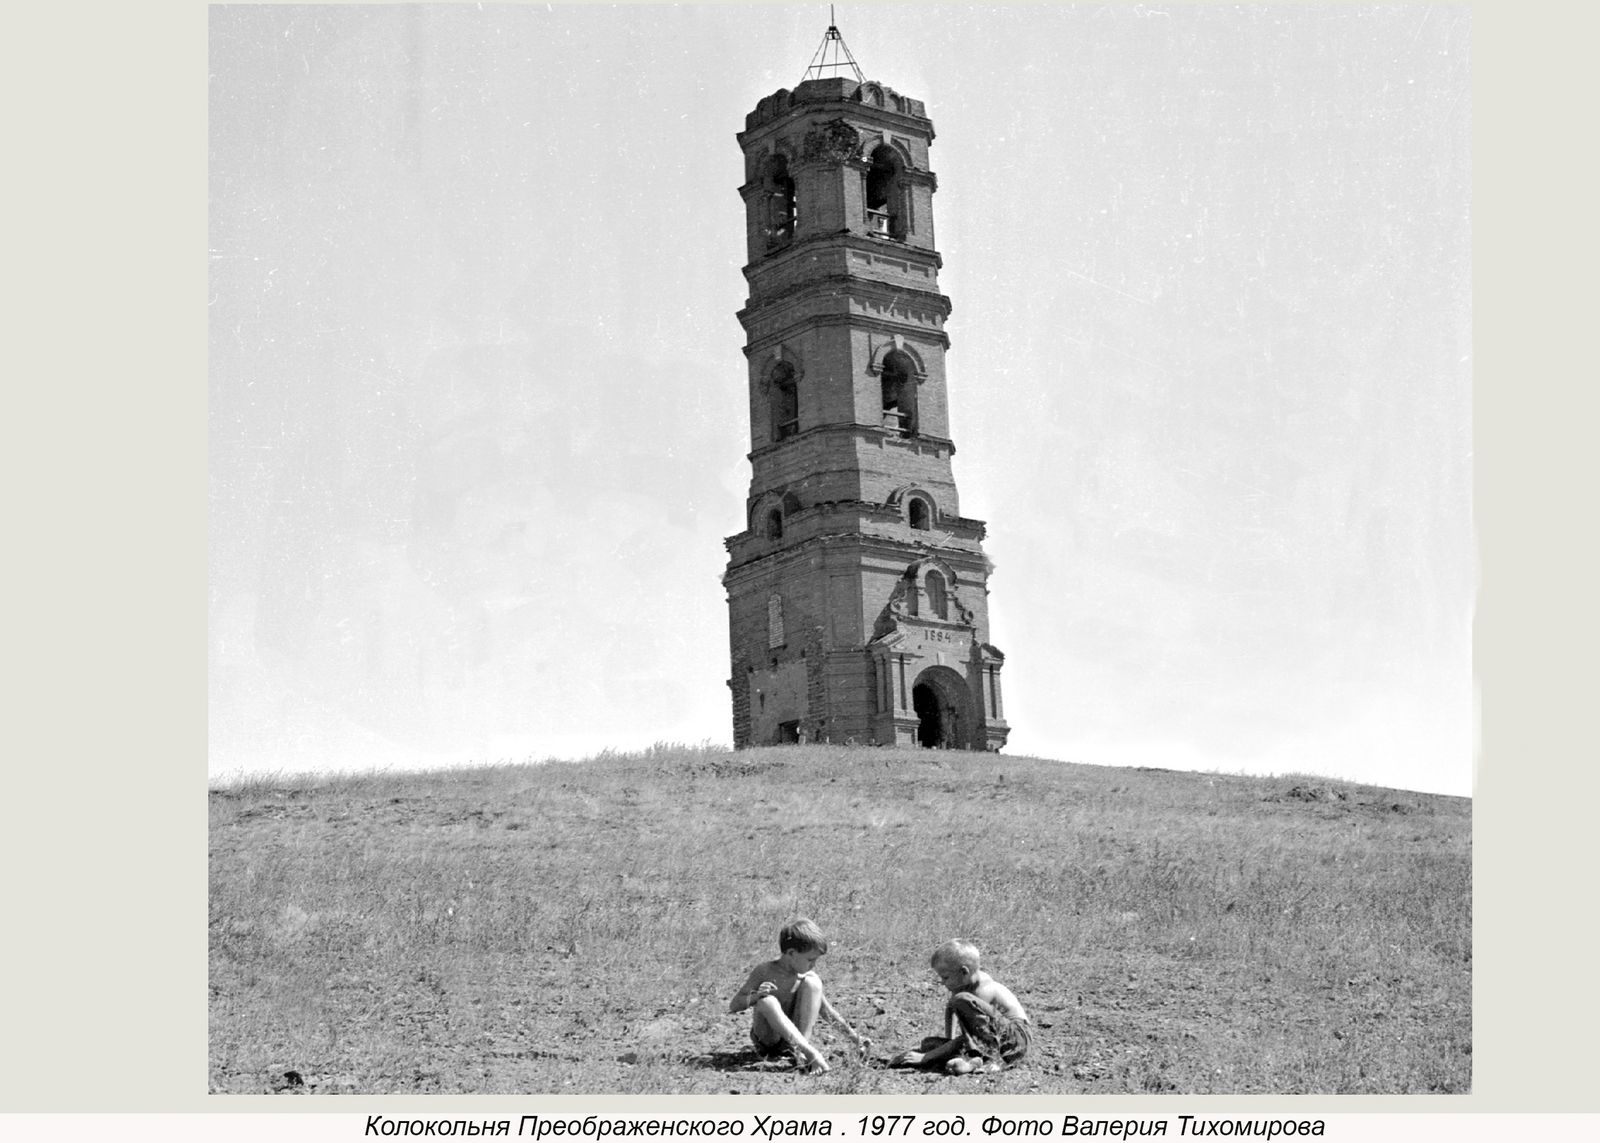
[880,348,917,435]
[769,360,799,442]
[762,154,796,250]
[723,26,1011,753]
[866,144,908,239]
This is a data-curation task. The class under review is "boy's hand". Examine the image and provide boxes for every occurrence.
[749,982,777,1004]
[889,1050,923,1068]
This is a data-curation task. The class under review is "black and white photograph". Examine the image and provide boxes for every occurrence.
[207,4,1472,1095]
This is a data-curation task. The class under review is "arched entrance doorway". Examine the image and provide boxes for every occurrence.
[911,666,970,749]
[912,683,942,747]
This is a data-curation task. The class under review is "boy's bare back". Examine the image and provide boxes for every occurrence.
[951,969,1028,1024]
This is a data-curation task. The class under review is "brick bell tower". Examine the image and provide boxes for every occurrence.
[723,26,1009,751]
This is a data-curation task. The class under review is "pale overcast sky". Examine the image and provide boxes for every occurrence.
[208,5,1472,795]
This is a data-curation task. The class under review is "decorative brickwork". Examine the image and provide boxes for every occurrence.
[725,74,1009,752]
[800,119,863,165]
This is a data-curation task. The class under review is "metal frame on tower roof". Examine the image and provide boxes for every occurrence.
[801,11,865,84]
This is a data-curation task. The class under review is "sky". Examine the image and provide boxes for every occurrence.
[208,4,1472,795]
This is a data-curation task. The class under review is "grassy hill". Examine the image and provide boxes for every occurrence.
[208,743,1470,1095]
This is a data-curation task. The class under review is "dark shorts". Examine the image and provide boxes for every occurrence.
[751,1028,790,1058]
[949,993,1033,1065]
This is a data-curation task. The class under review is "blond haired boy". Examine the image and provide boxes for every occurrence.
[890,939,1032,1074]
[729,918,868,1074]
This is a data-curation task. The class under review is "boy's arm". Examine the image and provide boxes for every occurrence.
[729,967,775,1014]
[892,1002,960,1068]
[918,1035,966,1068]
[892,1033,964,1069]
[819,994,869,1048]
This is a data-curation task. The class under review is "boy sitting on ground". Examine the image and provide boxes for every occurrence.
[890,939,1032,1074]
[729,918,869,1073]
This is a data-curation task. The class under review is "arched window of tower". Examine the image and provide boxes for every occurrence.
[770,361,799,441]
[763,154,795,250]
[881,349,917,436]
[866,145,908,239]
[765,508,783,541]
[907,495,931,531]
[926,570,948,619]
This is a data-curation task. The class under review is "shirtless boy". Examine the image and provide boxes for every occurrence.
[729,918,868,1074]
[890,939,1032,1074]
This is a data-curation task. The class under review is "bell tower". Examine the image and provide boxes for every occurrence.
[724,26,1009,751]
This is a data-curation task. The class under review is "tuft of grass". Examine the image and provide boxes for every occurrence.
[210,744,1469,1094]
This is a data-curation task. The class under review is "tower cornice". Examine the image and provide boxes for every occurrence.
[741,230,943,282]
[740,312,952,359]
[738,279,953,338]
[723,526,990,581]
[740,78,935,144]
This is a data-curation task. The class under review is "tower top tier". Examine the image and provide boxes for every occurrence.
[743,78,931,138]
[736,75,941,270]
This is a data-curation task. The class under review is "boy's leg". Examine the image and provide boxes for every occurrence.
[791,973,824,1041]
[948,993,1028,1068]
[751,995,830,1072]
[948,994,1006,1063]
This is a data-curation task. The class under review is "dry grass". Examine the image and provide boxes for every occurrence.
[209,744,1469,1094]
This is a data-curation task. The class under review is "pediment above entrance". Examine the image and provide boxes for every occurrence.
[895,619,975,657]
[871,554,977,642]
